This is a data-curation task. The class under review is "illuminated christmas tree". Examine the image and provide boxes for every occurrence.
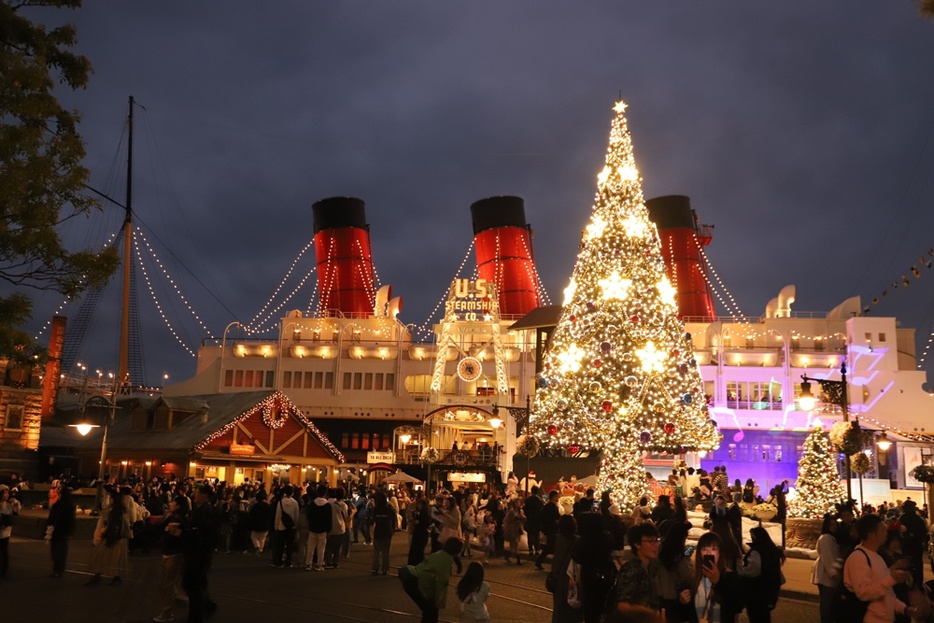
[529,101,720,512]
[788,427,847,519]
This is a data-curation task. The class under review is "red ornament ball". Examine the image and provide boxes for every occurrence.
[547,424,558,436]
[593,358,603,368]
[664,422,676,435]
[601,400,613,412]
[568,444,580,454]
[671,349,680,357]
[630,315,640,324]
[569,315,577,323]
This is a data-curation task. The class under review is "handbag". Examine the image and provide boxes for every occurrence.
[831,550,871,623]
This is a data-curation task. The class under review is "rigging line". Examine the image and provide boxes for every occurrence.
[131,211,241,319]
[854,118,934,297]
[133,231,196,358]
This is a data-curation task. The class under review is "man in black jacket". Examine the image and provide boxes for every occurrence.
[523,486,544,558]
[899,500,928,586]
[176,484,219,622]
[535,489,560,570]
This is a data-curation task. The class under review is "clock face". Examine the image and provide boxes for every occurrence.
[457,357,483,382]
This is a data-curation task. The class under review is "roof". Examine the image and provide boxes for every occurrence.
[61,390,344,462]
[507,305,563,332]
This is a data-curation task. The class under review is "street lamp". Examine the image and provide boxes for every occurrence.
[875,431,892,452]
[69,392,120,512]
[800,363,853,500]
[491,395,533,493]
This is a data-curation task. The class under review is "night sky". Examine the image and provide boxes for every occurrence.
[19,2,934,387]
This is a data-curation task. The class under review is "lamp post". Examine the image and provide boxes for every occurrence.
[799,363,853,501]
[491,395,533,493]
[69,390,120,513]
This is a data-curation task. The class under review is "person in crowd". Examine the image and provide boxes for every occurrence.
[690,532,744,623]
[457,561,491,622]
[710,495,728,520]
[656,521,694,623]
[610,522,660,612]
[811,513,842,623]
[371,491,397,575]
[842,513,919,623]
[0,485,21,579]
[153,495,190,623]
[537,489,561,570]
[551,514,581,623]
[897,500,928,587]
[46,485,76,578]
[176,484,219,623]
[272,485,299,568]
[305,484,331,571]
[486,490,506,556]
[709,517,743,571]
[742,479,756,504]
[408,495,432,566]
[88,487,132,585]
[503,498,526,565]
[738,526,785,623]
[460,496,477,557]
[343,489,357,559]
[651,495,674,526]
[633,496,652,525]
[399,536,463,623]
[354,491,372,545]
[476,513,496,566]
[574,498,615,623]
[438,495,462,546]
[573,488,597,518]
[505,471,519,499]
[248,489,272,555]
[524,485,544,558]
[672,495,688,527]
[325,487,348,568]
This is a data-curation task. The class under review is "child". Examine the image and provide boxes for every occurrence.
[476,514,495,566]
[457,561,491,622]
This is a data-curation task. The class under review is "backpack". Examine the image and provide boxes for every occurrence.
[279,500,295,529]
[831,550,871,623]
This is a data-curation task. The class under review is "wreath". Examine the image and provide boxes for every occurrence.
[420,447,440,464]
[911,464,934,484]
[262,400,289,429]
[850,453,871,475]
[516,435,540,457]
[829,421,862,456]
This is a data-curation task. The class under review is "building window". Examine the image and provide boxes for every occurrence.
[245,370,254,387]
[225,370,234,387]
[4,405,24,430]
[314,372,324,389]
[266,371,274,387]
[878,333,886,343]
[341,432,350,448]
[234,370,244,387]
[343,373,352,390]
[728,444,736,460]
[364,373,373,390]
[303,372,312,389]
[385,373,395,389]
[375,374,384,391]
[324,372,334,389]
[353,373,363,390]
[774,445,783,462]
[283,371,292,388]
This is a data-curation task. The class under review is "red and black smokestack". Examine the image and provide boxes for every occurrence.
[645,195,716,321]
[312,196,376,316]
[470,196,541,317]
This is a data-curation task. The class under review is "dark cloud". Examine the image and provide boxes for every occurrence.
[20,2,934,384]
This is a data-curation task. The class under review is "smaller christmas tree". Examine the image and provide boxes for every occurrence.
[788,427,847,519]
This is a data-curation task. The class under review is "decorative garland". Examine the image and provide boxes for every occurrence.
[193,391,345,463]
[911,464,934,484]
[516,435,540,457]
[421,447,440,464]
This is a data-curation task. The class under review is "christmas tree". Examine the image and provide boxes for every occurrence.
[529,101,720,511]
[788,427,847,519]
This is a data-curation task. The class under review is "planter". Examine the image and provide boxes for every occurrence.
[755,509,778,522]
[785,517,822,550]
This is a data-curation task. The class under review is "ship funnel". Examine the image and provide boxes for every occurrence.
[312,196,376,317]
[470,196,541,317]
[645,195,716,321]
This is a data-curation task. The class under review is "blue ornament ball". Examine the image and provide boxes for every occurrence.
[681,393,693,404]
[639,430,652,444]
[600,341,612,353]
[538,377,550,389]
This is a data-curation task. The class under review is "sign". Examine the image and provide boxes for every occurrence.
[229,443,256,456]
[450,278,497,322]
[367,451,395,464]
[448,472,487,483]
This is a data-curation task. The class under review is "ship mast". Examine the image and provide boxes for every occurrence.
[118,95,134,391]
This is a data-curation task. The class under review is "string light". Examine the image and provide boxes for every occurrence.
[787,427,847,519]
[696,239,746,318]
[246,240,314,328]
[133,230,197,357]
[193,391,344,462]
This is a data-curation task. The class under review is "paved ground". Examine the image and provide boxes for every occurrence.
[15,505,929,622]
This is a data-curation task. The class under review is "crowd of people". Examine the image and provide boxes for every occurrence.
[4,470,934,623]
